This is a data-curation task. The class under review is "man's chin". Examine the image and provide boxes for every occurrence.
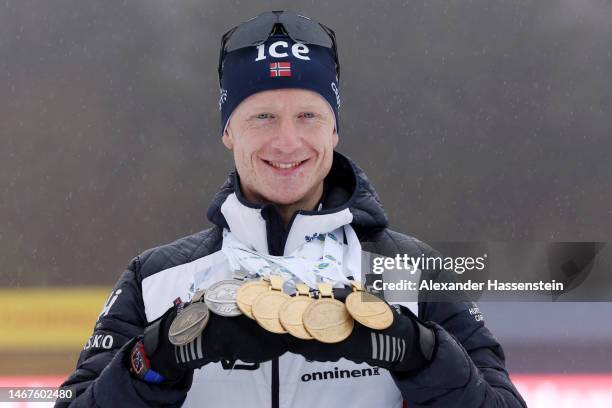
[260,192,307,206]
[253,186,313,207]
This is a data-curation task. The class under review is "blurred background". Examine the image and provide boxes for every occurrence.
[1,0,611,406]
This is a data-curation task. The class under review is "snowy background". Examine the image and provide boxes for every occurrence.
[1,1,611,402]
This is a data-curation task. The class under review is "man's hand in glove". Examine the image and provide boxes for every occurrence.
[129,300,291,383]
[289,304,437,376]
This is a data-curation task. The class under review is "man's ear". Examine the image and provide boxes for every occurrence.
[332,128,339,148]
[222,127,234,150]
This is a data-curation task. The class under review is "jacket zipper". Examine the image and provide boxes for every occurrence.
[261,205,288,408]
[264,205,317,408]
[272,358,279,408]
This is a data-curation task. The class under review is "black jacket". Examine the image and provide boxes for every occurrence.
[57,152,526,407]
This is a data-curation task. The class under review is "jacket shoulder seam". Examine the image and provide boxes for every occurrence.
[187,226,221,262]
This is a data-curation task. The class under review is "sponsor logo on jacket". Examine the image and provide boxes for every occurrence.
[83,334,114,350]
[301,366,380,382]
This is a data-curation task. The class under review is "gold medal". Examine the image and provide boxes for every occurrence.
[251,275,290,334]
[302,283,354,343]
[345,280,394,330]
[236,278,270,319]
[279,283,314,340]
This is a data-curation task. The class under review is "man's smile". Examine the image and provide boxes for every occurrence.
[261,158,310,174]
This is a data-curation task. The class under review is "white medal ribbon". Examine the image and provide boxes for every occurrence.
[221,225,360,289]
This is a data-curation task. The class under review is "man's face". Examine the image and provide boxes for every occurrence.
[222,88,338,206]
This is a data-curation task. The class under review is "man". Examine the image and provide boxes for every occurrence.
[57,11,526,407]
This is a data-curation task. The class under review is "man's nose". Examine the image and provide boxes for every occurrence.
[271,118,303,151]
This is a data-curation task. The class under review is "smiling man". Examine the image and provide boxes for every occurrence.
[222,88,338,224]
[57,11,526,408]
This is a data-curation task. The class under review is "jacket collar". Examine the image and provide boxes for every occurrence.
[206,151,388,254]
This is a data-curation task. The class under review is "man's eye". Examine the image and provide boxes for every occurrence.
[301,112,316,119]
[256,113,271,119]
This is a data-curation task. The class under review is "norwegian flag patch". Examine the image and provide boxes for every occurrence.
[270,62,291,77]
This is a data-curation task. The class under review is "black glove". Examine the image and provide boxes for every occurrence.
[130,301,292,382]
[289,304,436,376]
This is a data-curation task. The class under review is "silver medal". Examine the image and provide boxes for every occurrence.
[204,279,243,317]
[168,290,210,346]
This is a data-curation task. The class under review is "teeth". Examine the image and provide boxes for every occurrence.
[269,161,301,169]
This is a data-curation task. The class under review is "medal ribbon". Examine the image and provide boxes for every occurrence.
[221,225,361,289]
